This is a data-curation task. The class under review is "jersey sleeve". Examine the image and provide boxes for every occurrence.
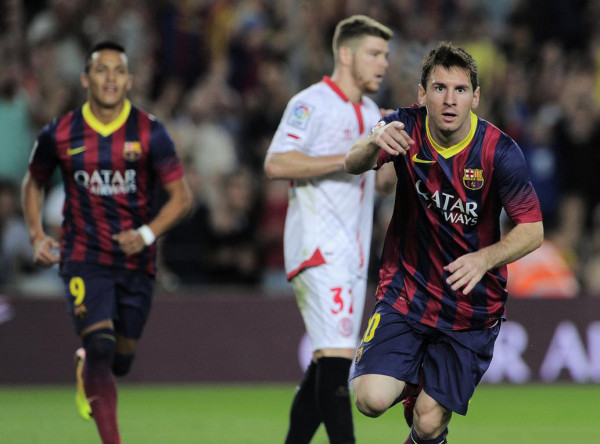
[494,138,542,224]
[267,96,322,155]
[28,123,58,185]
[149,120,184,184]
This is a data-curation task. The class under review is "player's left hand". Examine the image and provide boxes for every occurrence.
[444,251,489,294]
[112,229,145,256]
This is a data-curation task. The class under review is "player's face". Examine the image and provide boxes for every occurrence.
[418,66,480,145]
[81,49,131,109]
[351,36,389,94]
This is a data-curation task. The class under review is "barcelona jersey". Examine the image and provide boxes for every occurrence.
[375,106,542,331]
[29,100,184,275]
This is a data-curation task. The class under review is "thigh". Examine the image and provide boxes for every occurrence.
[113,269,154,340]
[291,264,364,351]
[423,323,501,415]
[60,262,115,335]
[350,300,427,386]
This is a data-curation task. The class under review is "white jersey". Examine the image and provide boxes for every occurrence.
[267,77,381,280]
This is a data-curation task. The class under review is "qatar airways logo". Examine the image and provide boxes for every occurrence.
[415,180,479,225]
[74,169,137,196]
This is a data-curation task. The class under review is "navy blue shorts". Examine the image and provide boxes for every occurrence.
[60,262,154,339]
[350,300,500,415]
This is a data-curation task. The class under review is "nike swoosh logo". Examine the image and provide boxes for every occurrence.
[67,146,86,156]
[412,153,436,164]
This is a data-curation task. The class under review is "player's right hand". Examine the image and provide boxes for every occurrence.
[371,121,414,156]
[32,235,60,267]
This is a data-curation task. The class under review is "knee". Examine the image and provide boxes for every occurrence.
[413,402,451,438]
[354,391,389,418]
[112,353,135,377]
[83,329,116,368]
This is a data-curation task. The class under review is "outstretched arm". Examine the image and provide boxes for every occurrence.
[21,172,59,267]
[345,121,414,175]
[445,221,544,294]
[264,151,346,180]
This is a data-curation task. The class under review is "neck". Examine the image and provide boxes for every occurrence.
[88,100,125,124]
[330,71,362,103]
[426,112,476,151]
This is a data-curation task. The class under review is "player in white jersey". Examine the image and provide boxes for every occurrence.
[264,15,395,444]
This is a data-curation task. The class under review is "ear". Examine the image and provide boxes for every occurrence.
[126,74,133,91]
[418,84,426,106]
[338,45,353,67]
[81,73,89,89]
[471,86,480,110]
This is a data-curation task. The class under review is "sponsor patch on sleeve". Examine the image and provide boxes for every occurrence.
[287,101,314,130]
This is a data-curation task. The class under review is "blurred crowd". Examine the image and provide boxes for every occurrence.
[2,0,600,298]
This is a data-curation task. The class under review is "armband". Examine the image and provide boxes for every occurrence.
[137,225,156,246]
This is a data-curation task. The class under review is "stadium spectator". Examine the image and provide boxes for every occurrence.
[0,179,34,289]
[506,240,579,299]
[345,42,543,444]
[153,0,211,91]
[162,166,261,287]
[257,177,288,294]
[503,212,578,299]
[264,15,395,443]
[169,60,241,207]
[0,40,36,183]
[7,0,600,298]
[26,0,89,89]
[21,41,192,444]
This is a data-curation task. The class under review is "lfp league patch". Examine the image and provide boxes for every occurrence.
[287,101,314,130]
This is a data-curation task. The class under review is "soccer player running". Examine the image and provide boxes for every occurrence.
[21,41,192,444]
[264,15,396,444]
[344,42,544,444]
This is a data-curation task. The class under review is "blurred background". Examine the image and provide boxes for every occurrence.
[0,0,599,387]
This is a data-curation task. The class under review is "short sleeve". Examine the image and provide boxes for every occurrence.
[28,123,58,185]
[149,120,184,184]
[494,140,542,224]
[267,97,321,155]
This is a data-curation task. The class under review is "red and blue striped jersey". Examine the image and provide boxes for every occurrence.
[29,100,184,275]
[375,106,542,331]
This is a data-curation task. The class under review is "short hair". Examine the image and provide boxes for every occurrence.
[420,42,479,91]
[332,15,393,58]
[84,41,127,73]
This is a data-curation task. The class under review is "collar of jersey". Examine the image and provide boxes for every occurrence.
[322,76,363,105]
[82,100,131,137]
[425,111,477,159]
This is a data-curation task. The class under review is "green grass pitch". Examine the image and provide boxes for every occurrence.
[1,384,599,443]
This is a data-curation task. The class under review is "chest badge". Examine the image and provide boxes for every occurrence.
[463,168,484,190]
[123,141,142,161]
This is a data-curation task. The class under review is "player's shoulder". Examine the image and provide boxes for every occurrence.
[281,82,332,129]
[290,81,332,106]
[131,102,173,138]
[130,102,160,124]
[360,95,379,109]
[380,105,423,127]
[478,116,520,151]
[37,107,80,140]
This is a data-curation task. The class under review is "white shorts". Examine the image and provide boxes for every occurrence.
[291,263,366,351]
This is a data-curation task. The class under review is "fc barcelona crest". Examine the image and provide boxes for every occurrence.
[355,346,364,365]
[463,168,484,190]
[123,141,142,161]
